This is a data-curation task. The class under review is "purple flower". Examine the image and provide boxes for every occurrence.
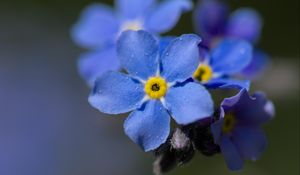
[193,0,269,79]
[72,0,193,85]
[193,0,229,45]
[211,89,275,170]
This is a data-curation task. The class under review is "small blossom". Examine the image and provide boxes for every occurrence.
[89,31,214,151]
[211,89,275,171]
[193,0,269,79]
[72,0,193,85]
[193,39,253,90]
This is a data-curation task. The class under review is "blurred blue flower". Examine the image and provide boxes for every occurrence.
[193,0,269,79]
[88,30,214,152]
[72,0,193,85]
[192,39,252,90]
[211,89,275,171]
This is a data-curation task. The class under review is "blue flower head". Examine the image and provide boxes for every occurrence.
[193,0,269,79]
[72,0,193,85]
[192,39,253,90]
[89,30,214,151]
[211,89,275,171]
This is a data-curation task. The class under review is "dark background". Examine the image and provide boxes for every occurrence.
[0,0,299,175]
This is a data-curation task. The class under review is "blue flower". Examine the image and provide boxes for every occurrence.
[72,0,193,85]
[193,0,269,79]
[192,39,253,90]
[211,89,275,170]
[89,30,214,151]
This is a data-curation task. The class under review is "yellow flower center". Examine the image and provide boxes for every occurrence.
[193,64,213,83]
[144,77,168,99]
[222,114,236,134]
[121,20,143,31]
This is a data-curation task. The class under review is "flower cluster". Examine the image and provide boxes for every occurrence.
[72,0,275,173]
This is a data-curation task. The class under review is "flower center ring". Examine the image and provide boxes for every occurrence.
[193,64,213,83]
[144,77,168,99]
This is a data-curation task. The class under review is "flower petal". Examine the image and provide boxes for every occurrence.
[71,3,120,49]
[221,89,274,125]
[237,91,275,124]
[233,126,267,161]
[165,82,214,125]
[211,117,224,144]
[158,36,176,55]
[116,0,155,19]
[88,71,144,114]
[226,8,262,43]
[124,100,170,152]
[205,78,250,90]
[78,47,120,86]
[210,39,253,75]
[145,0,193,33]
[161,34,201,83]
[193,0,229,39]
[241,49,270,79]
[117,30,159,80]
[220,136,244,171]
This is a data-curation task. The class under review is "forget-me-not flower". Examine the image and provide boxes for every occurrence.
[89,30,214,151]
[72,0,193,85]
[192,39,253,90]
[193,0,269,79]
[211,89,274,170]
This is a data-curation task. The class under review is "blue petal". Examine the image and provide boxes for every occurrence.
[116,0,155,19]
[210,39,253,75]
[161,34,201,83]
[221,89,274,125]
[220,136,244,171]
[233,126,267,161]
[211,117,224,144]
[241,49,270,79]
[124,100,170,152]
[226,8,262,43]
[193,0,229,39]
[88,71,144,114]
[117,30,159,80]
[71,3,120,49]
[78,47,120,86]
[205,78,250,90]
[145,0,193,33]
[165,82,214,125]
[158,36,176,55]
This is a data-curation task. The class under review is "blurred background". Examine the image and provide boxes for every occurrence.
[0,0,299,175]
